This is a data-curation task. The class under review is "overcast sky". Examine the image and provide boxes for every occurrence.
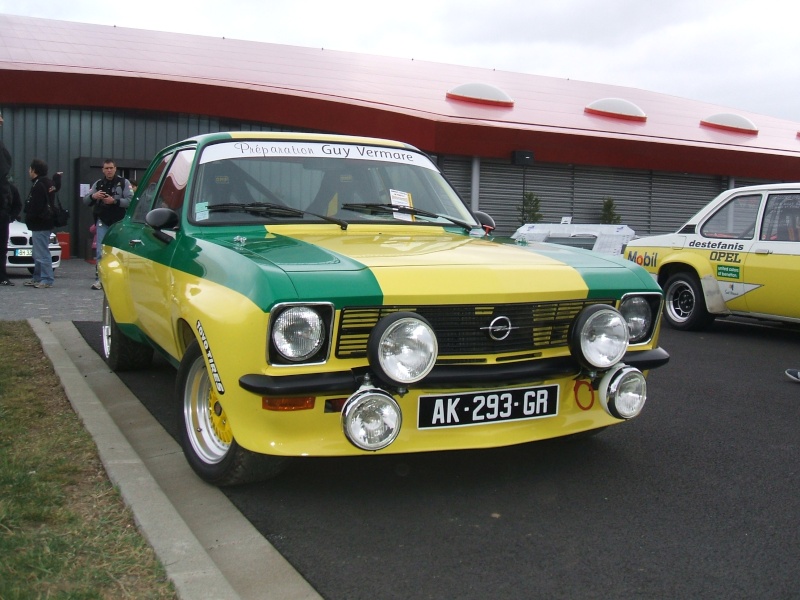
[3,0,799,122]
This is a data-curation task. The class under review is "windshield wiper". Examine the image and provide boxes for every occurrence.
[207,202,348,230]
[208,202,301,216]
[340,203,476,233]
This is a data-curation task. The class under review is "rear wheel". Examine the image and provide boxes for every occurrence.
[177,341,287,486]
[663,272,715,331]
[102,296,154,370]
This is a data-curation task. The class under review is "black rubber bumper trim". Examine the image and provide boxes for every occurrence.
[239,347,669,396]
[622,347,670,370]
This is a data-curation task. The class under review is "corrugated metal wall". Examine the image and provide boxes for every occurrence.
[441,156,783,237]
[1,106,288,256]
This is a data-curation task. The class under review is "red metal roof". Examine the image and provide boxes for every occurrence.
[2,13,800,179]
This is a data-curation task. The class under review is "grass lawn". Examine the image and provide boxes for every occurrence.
[0,320,176,599]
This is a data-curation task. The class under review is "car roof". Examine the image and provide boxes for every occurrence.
[183,131,421,151]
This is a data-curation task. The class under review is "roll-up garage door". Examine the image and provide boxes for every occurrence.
[439,155,779,237]
[440,156,473,204]
[478,159,575,236]
[649,172,727,235]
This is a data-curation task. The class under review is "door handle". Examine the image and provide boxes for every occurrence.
[129,239,143,247]
[753,248,772,255]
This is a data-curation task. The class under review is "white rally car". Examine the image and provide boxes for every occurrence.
[624,183,800,330]
[5,220,62,273]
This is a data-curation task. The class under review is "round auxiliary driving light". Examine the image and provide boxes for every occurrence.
[570,305,629,369]
[598,365,647,419]
[342,389,402,451]
[620,296,653,343]
[272,306,324,362]
[367,312,438,385]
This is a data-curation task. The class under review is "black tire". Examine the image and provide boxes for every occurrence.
[663,272,715,331]
[176,341,287,486]
[102,295,154,370]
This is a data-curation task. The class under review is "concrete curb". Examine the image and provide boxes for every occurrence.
[30,318,321,600]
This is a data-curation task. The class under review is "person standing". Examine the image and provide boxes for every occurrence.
[0,183,22,286]
[0,109,20,286]
[23,158,55,288]
[83,159,132,290]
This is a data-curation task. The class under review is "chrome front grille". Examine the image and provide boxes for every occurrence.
[336,299,614,359]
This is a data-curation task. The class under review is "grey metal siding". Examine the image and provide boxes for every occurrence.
[464,157,772,237]
[1,105,287,256]
[440,156,472,203]
[649,172,727,234]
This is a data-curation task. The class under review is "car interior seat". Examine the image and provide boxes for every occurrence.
[307,169,370,216]
[202,162,236,207]
[787,210,800,241]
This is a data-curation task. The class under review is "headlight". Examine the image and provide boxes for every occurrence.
[342,388,402,451]
[619,296,653,343]
[569,305,629,369]
[272,306,324,362]
[598,364,647,419]
[367,312,437,385]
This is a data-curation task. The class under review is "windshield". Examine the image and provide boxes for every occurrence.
[190,140,477,228]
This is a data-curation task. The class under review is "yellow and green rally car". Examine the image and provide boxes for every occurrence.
[100,132,669,485]
[625,183,800,331]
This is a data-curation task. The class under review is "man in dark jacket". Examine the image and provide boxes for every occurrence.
[83,158,133,289]
[0,108,16,285]
[23,158,55,288]
[0,183,22,286]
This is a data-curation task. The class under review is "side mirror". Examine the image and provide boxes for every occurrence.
[145,207,179,229]
[473,210,496,234]
[145,208,179,244]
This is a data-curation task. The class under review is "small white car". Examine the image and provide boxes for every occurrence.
[5,220,62,272]
[624,183,800,330]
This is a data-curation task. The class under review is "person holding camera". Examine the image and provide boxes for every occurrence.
[83,159,132,290]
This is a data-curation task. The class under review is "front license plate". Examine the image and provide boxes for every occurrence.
[15,249,32,257]
[418,384,559,429]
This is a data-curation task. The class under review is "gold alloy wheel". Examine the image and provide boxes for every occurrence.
[183,355,232,464]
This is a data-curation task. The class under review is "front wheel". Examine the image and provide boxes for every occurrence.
[663,272,715,331]
[177,341,287,486]
[102,296,154,370]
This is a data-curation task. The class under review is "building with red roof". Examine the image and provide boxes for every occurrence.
[1,13,799,254]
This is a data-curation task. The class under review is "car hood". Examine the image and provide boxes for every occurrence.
[205,226,656,304]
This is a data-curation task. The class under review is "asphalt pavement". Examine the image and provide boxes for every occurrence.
[6,259,799,599]
[2,259,321,600]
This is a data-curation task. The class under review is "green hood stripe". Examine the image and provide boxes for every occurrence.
[107,225,385,311]
[519,245,662,297]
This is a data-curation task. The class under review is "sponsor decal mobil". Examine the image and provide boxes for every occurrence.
[627,250,658,268]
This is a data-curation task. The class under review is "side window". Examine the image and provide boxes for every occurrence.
[132,154,173,223]
[156,149,196,212]
[760,194,800,242]
[700,194,761,239]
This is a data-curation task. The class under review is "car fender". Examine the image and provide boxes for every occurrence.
[98,246,140,326]
[655,250,730,315]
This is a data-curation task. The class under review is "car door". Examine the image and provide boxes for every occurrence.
[740,192,800,319]
[697,192,761,314]
[125,148,196,356]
